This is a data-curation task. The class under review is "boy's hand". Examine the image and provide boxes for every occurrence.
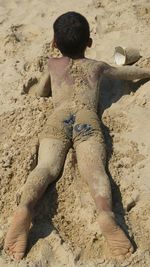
[21,76,38,95]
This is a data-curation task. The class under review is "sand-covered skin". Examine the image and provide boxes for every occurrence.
[0,0,150,266]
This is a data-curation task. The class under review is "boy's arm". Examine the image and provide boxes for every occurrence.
[99,62,150,80]
[29,70,51,97]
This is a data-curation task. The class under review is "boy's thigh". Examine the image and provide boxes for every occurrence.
[76,135,106,170]
[38,138,70,175]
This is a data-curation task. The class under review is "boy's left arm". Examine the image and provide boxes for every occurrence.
[29,70,51,97]
[99,62,150,80]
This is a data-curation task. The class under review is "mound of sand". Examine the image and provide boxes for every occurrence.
[0,0,150,266]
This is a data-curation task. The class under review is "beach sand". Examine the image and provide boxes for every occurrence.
[0,0,150,266]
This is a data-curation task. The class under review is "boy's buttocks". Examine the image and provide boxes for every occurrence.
[40,108,104,148]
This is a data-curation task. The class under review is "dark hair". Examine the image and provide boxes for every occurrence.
[53,12,90,56]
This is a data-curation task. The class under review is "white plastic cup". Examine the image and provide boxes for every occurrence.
[114,46,141,65]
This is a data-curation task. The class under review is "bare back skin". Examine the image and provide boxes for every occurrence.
[48,57,100,112]
[4,56,150,261]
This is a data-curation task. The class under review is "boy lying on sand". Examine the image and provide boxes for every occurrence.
[4,11,150,261]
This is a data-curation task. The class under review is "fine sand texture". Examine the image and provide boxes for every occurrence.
[0,0,150,266]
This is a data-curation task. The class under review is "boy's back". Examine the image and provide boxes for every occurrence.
[48,57,100,112]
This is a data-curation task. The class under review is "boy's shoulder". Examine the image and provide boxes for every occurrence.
[48,57,107,74]
[48,56,102,64]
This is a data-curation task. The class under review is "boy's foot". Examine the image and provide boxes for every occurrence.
[4,206,31,260]
[98,212,134,261]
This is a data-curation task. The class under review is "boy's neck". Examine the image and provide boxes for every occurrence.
[63,53,85,60]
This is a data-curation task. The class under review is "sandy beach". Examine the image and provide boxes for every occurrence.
[0,0,150,266]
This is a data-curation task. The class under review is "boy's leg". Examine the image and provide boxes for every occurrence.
[76,136,133,261]
[4,138,70,260]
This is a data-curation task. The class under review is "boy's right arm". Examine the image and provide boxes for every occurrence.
[98,61,150,81]
[29,70,51,97]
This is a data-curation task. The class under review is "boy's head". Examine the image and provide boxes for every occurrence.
[53,12,92,57]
